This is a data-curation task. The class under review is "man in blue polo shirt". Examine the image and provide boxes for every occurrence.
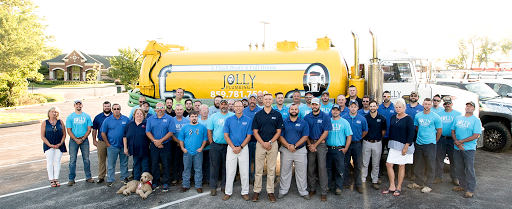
[320,91,333,114]
[327,104,353,196]
[335,94,350,117]
[243,94,261,183]
[304,98,332,201]
[435,97,461,186]
[342,100,368,194]
[405,91,423,122]
[207,99,234,196]
[171,104,190,186]
[273,92,289,119]
[223,101,253,201]
[451,101,482,198]
[408,98,442,194]
[66,100,94,186]
[378,90,394,156]
[357,95,370,116]
[92,101,111,183]
[101,103,130,187]
[298,91,314,118]
[178,111,207,193]
[278,104,310,200]
[146,102,176,192]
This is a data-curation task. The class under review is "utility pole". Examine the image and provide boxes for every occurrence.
[260,21,269,48]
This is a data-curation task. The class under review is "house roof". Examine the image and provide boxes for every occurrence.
[41,51,112,69]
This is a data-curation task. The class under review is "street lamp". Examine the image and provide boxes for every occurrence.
[260,21,269,48]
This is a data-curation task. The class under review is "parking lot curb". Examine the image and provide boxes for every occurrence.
[0,119,44,128]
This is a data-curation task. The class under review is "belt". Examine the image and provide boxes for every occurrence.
[309,139,325,144]
[351,140,362,144]
[444,136,453,139]
[327,145,345,149]
[364,139,382,143]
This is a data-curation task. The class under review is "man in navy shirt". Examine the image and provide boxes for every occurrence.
[345,85,363,110]
[304,98,332,201]
[243,94,261,183]
[362,100,387,190]
[101,103,130,187]
[146,102,176,192]
[223,101,253,201]
[92,101,111,183]
[251,94,284,203]
[278,104,310,200]
[342,100,368,194]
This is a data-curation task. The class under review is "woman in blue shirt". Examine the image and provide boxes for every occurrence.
[382,98,415,196]
[41,106,67,187]
[123,108,150,181]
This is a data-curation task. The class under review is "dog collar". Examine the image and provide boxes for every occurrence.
[138,181,153,189]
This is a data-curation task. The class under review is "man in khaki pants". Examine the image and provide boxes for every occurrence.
[251,94,284,203]
[92,101,111,183]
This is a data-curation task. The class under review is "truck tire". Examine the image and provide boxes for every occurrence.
[483,122,512,152]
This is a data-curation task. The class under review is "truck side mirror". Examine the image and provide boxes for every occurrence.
[507,93,512,98]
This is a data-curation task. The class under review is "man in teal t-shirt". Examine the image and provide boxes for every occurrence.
[178,111,207,192]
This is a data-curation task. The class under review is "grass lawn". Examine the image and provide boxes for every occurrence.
[34,93,65,103]
[28,83,115,88]
[0,112,46,124]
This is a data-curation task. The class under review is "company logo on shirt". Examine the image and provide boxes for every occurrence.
[456,120,471,129]
[272,117,276,120]
[163,119,168,122]
[217,119,225,125]
[332,123,342,131]
[242,122,247,125]
[418,118,432,126]
[441,116,454,123]
[356,120,361,124]
[73,117,86,125]
[317,119,323,123]
[376,119,381,122]
[122,122,126,124]
[295,123,301,127]
[390,110,395,113]
[176,123,187,132]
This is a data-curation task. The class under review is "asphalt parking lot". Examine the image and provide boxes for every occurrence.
[1,94,512,208]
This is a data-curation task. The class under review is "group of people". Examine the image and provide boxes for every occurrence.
[41,86,481,203]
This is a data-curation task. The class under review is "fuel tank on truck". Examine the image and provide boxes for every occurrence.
[138,37,349,100]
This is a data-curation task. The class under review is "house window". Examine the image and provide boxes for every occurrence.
[72,66,80,81]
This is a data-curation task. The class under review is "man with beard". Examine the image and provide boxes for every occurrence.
[278,104,311,200]
[434,97,461,186]
[178,111,207,193]
[141,101,153,118]
[273,92,289,119]
[243,94,262,184]
[171,104,190,186]
[241,97,249,108]
[66,100,94,186]
[207,100,235,196]
[146,102,176,192]
[298,92,314,118]
[286,89,304,108]
[362,100,387,190]
[165,97,176,117]
[342,101,368,194]
[304,98,332,201]
[251,94,284,203]
[378,91,395,151]
[194,100,202,112]
[257,91,265,108]
[92,101,111,183]
[357,95,371,116]
[172,88,186,109]
[345,85,363,109]
[320,91,333,114]
[129,96,155,120]
[209,95,223,116]
[228,99,235,113]
[184,99,193,117]
[406,91,423,122]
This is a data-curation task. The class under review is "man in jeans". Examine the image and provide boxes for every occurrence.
[326,104,352,196]
[101,103,130,187]
[146,102,176,192]
[435,97,461,186]
[66,100,94,186]
[92,101,111,183]
[178,111,207,193]
[408,98,442,193]
[451,101,482,198]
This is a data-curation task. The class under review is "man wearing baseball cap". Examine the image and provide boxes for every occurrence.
[405,91,423,122]
[320,91,334,114]
[451,101,482,198]
[242,93,262,183]
[434,96,461,186]
[304,97,332,201]
[66,100,94,186]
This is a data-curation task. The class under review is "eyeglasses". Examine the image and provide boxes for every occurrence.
[112,108,120,110]
[383,96,391,98]
[305,96,313,98]
[139,101,144,103]
[433,100,441,102]
[155,106,165,109]
[443,103,452,105]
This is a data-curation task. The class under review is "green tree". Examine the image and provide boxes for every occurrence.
[107,47,142,90]
[467,34,479,69]
[456,38,469,69]
[475,36,498,67]
[0,0,61,107]
[500,37,512,57]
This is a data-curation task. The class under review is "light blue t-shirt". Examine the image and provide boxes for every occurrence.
[452,115,482,151]
[432,106,445,114]
[178,123,207,155]
[129,105,155,120]
[207,112,235,144]
[437,110,462,137]
[298,105,312,119]
[414,112,443,145]
[174,117,191,137]
[273,105,289,119]
[320,103,334,114]
[66,112,93,138]
[327,118,353,146]
[198,117,210,150]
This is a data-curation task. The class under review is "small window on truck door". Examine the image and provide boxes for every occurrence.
[382,63,413,83]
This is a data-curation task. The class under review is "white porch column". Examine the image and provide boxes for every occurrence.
[82,72,86,81]
[64,72,68,81]
[97,70,101,81]
[49,70,54,79]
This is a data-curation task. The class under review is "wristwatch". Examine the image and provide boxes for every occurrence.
[269,141,273,145]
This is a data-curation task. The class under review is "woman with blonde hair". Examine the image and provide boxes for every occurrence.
[382,98,415,196]
[41,106,67,187]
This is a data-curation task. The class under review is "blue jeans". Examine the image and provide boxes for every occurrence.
[344,141,363,187]
[248,141,257,180]
[68,138,91,181]
[436,136,457,180]
[202,150,210,182]
[107,146,129,183]
[326,147,345,190]
[453,150,476,193]
[414,144,437,188]
[209,142,227,189]
[183,152,203,189]
[150,142,172,186]
[133,155,150,181]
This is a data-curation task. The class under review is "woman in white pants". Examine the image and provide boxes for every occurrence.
[41,106,67,187]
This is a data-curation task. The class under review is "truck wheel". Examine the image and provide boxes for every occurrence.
[483,122,512,152]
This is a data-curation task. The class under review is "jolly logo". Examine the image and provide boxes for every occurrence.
[456,120,471,129]
[73,117,86,124]
[217,119,225,125]
[332,123,342,131]
[418,118,432,126]
[222,74,256,90]
[440,116,454,123]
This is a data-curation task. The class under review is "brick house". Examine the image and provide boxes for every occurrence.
[42,50,112,81]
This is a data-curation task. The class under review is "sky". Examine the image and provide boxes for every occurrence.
[35,0,512,67]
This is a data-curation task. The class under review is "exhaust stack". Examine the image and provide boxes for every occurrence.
[368,29,383,104]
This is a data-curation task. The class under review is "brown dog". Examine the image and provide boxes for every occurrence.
[117,172,153,199]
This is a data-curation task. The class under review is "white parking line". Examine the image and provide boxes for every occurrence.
[0,131,39,138]
[0,139,71,150]
[0,150,97,168]
[151,189,215,209]
[0,169,131,199]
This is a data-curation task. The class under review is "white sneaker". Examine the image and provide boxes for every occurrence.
[407,183,422,189]
[421,186,432,193]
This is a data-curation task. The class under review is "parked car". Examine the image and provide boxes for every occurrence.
[436,80,512,152]
[479,79,512,98]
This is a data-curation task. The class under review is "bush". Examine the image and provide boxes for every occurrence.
[17,93,47,106]
[38,80,107,85]
[124,83,134,91]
